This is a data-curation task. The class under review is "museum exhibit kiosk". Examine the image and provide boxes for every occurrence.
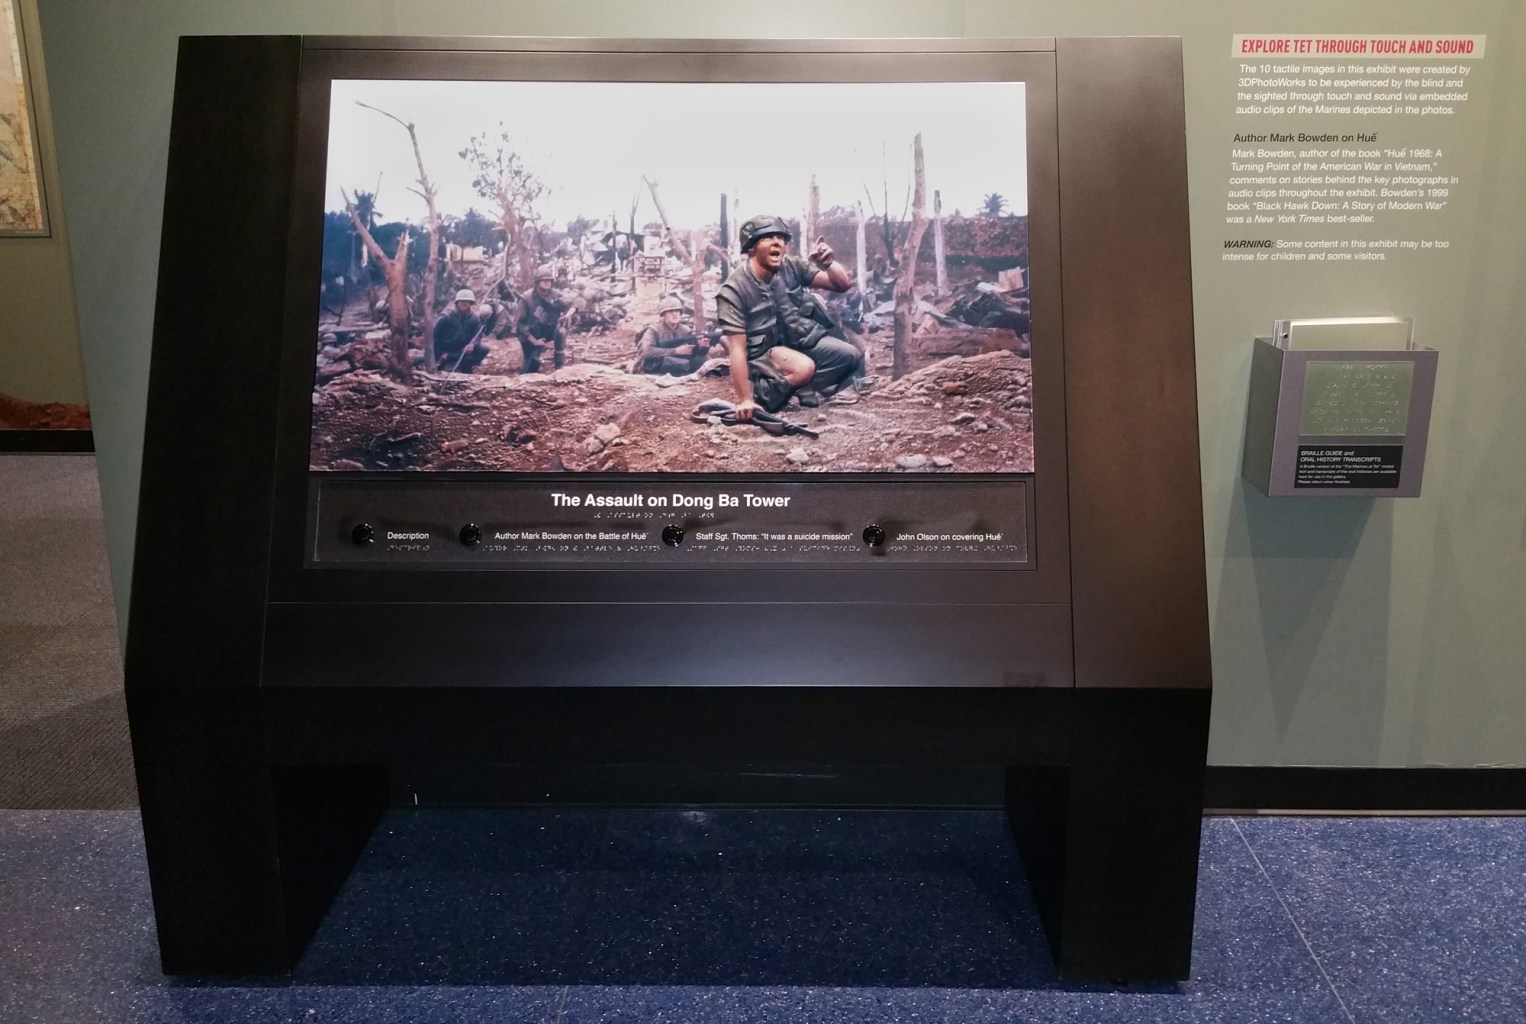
[125,36,1210,981]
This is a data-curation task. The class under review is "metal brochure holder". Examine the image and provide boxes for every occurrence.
[1242,316,1438,497]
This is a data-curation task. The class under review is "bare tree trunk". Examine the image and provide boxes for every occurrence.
[357,102,442,370]
[689,232,708,335]
[628,201,639,289]
[891,134,929,381]
[382,235,412,374]
[718,193,730,280]
[509,213,521,280]
[419,201,439,371]
[807,175,821,248]
[343,187,413,381]
[644,177,709,335]
[643,175,696,266]
[933,189,947,296]
[491,201,530,289]
[855,202,867,292]
[515,212,536,288]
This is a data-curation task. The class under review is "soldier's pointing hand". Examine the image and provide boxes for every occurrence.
[811,236,835,267]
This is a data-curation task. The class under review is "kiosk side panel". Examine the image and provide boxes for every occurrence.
[127,34,302,695]
[125,36,387,974]
[1055,37,1210,691]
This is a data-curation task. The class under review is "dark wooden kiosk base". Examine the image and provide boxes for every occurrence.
[132,687,1209,978]
[128,36,1210,981]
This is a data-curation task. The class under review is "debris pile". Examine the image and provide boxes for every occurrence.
[309,350,1032,475]
[848,260,1030,364]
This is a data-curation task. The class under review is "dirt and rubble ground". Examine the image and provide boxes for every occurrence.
[310,286,1033,474]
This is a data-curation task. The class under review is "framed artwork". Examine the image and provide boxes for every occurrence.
[0,0,47,236]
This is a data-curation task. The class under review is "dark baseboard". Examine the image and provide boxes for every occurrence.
[393,764,1526,814]
[1204,766,1526,814]
[0,429,95,453]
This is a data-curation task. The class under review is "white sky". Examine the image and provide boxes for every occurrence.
[324,79,1028,233]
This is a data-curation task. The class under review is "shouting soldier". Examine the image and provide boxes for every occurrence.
[714,215,861,419]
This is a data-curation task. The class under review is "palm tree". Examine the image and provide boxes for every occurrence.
[981,192,1008,216]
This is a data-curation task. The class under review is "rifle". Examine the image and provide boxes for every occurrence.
[634,328,726,374]
[448,321,489,373]
[689,398,820,440]
[652,328,726,350]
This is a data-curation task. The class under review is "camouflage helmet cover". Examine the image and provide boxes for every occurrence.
[453,288,476,303]
[658,295,684,315]
[533,264,555,282]
[738,214,792,253]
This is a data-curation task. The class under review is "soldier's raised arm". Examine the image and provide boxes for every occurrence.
[808,236,853,292]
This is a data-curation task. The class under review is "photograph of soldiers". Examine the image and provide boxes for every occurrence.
[716,215,863,419]
[633,295,717,376]
[311,79,1033,474]
[515,265,569,373]
[431,288,488,373]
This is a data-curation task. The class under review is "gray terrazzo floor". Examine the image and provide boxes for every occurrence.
[0,455,133,809]
[2,809,1523,1023]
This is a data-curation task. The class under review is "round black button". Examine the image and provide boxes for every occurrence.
[350,522,375,546]
[661,525,685,547]
[862,524,887,547]
[459,523,482,547]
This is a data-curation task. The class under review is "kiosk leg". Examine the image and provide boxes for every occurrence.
[134,757,386,974]
[1006,689,1209,981]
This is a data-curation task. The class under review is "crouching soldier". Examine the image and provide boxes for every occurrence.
[515,265,571,373]
[714,215,861,419]
[432,288,489,373]
[633,296,714,375]
[482,277,520,340]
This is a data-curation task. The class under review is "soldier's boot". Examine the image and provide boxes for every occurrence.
[749,366,797,414]
[519,337,544,374]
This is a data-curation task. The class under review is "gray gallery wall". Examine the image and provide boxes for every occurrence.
[0,0,85,410]
[35,0,1526,768]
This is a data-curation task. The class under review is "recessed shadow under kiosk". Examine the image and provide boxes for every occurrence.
[125,35,1212,985]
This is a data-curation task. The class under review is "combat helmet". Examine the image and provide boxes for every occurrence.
[533,264,555,282]
[658,295,684,315]
[738,215,792,253]
[453,288,476,304]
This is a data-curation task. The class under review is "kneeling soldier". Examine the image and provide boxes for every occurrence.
[515,265,570,373]
[634,296,713,375]
[714,215,861,419]
[432,288,488,373]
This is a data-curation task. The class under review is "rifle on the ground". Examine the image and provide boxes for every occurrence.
[689,398,819,439]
